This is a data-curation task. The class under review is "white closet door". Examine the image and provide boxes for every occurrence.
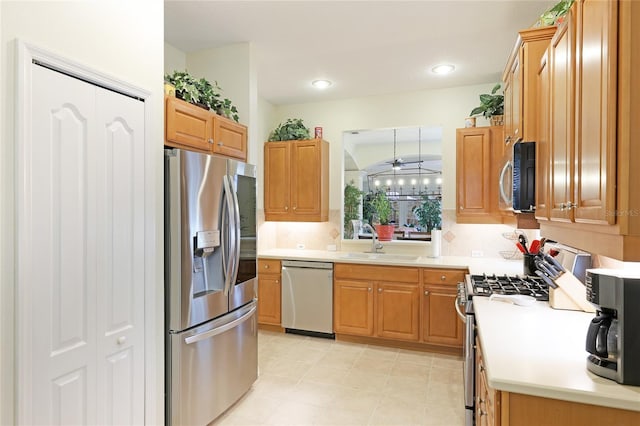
[30,64,99,426]
[94,87,145,425]
[26,65,144,425]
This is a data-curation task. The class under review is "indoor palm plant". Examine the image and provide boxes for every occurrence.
[470,83,504,125]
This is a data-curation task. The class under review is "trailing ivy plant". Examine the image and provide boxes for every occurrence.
[164,70,241,122]
[343,181,364,238]
[268,118,311,141]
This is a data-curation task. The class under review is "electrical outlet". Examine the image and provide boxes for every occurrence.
[471,250,484,258]
[296,243,305,250]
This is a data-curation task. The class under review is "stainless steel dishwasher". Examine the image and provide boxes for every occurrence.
[281,260,334,337]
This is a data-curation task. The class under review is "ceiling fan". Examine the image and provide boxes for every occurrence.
[386,128,424,170]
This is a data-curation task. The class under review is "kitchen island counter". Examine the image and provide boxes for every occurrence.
[474,296,640,412]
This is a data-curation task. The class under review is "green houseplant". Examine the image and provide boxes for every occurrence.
[413,197,442,232]
[370,190,394,241]
[470,83,504,125]
[268,118,311,141]
[164,70,241,122]
[343,181,363,239]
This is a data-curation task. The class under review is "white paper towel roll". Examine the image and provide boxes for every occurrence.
[429,229,442,258]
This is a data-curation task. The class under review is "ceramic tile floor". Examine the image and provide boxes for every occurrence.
[213,330,465,426]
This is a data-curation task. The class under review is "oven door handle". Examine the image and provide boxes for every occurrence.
[454,296,467,323]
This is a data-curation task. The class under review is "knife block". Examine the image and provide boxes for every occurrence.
[549,273,596,313]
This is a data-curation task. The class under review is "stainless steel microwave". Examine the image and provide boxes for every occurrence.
[499,140,536,212]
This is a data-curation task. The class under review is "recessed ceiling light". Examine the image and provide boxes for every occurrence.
[311,79,332,89]
[431,64,455,75]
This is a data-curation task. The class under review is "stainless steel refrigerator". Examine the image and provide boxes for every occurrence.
[164,148,257,426]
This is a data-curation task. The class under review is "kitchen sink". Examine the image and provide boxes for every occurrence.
[339,252,420,261]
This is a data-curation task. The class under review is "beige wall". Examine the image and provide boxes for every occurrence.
[164,41,187,75]
[1,1,165,423]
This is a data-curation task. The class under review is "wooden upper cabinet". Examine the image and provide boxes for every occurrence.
[538,0,640,260]
[264,139,329,222]
[456,126,507,224]
[535,50,551,221]
[549,12,576,223]
[213,115,248,161]
[165,96,248,161]
[165,96,214,152]
[502,26,557,146]
[573,0,617,225]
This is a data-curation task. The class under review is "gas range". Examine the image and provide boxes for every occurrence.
[463,273,549,301]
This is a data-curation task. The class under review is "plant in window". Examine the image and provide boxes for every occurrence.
[413,197,442,232]
[343,181,364,238]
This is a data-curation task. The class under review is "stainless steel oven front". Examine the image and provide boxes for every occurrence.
[456,281,476,426]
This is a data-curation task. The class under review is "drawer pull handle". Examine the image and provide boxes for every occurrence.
[441,275,446,281]
[264,265,269,269]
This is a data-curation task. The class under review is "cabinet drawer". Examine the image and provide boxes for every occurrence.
[422,268,466,285]
[335,263,419,283]
[258,259,281,273]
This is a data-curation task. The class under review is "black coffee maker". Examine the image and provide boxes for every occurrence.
[585,269,640,385]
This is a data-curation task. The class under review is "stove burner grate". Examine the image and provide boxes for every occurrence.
[470,274,549,301]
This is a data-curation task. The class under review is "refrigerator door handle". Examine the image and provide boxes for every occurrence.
[222,175,237,296]
[229,174,242,292]
[184,304,257,345]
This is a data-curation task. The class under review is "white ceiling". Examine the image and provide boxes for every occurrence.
[164,0,555,105]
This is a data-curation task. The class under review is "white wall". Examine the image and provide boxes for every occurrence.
[164,41,187,75]
[0,1,165,424]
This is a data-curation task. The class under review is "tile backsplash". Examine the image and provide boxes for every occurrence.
[257,208,540,259]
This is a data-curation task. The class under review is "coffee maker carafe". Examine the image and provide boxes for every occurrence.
[585,269,640,385]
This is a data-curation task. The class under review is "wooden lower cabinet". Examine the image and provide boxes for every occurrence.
[334,264,419,342]
[334,264,464,349]
[333,279,374,336]
[476,337,500,426]
[422,269,466,347]
[257,259,281,325]
[376,282,420,341]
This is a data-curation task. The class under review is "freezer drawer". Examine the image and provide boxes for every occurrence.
[167,301,257,426]
[281,260,333,334]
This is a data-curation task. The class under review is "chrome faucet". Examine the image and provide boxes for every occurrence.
[362,223,384,253]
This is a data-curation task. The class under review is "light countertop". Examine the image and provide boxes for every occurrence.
[474,297,640,412]
[258,248,524,276]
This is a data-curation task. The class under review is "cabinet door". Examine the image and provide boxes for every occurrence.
[165,96,213,153]
[511,52,522,142]
[376,283,420,341]
[257,274,281,325]
[457,128,492,216]
[334,279,374,336]
[290,139,325,218]
[549,14,576,222]
[536,50,551,221]
[503,72,514,143]
[264,142,292,220]
[422,285,463,346]
[212,115,247,161]
[573,0,617,225]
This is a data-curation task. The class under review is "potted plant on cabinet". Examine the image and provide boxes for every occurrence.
[164,70,241,122]
[470,83,504,126]
[268,118,311,141]
[370,190,394,241]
